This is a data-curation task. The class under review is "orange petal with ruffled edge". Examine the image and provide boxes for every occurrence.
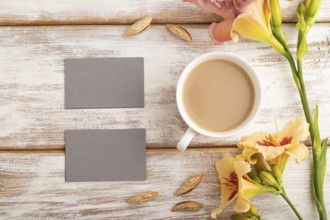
[209,19,238,44]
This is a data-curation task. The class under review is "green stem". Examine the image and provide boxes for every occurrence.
[284,51,327,220]
[269,14,327,220]
[280,191,304,220]
[296,57,327,220]
[313,155,328,220]
[297,58,315,141]
[313,145,328,220]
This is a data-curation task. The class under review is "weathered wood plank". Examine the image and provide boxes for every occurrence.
[0,0,329,25]
[0,24,329,149]
[0,148,328,219]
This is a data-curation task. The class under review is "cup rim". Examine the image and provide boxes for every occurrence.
[176,52,262,138]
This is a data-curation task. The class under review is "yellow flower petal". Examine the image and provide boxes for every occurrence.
[255,145,285,160]
[211,192,237,219]
[212,155,238,218]
[233,194,251,213]
[234,160,252,177]
[234,14,272,42]
[238,117,310,169]
[285,143,310,163]
[269,153,290,171]
[215,154,235,179]
[212,155,257,219]
[279,117,310,145]
[233,0,271,42]
[233,0,285,54]
[240,177,266,198]
[243,0,271,29]
[241,147,259,164]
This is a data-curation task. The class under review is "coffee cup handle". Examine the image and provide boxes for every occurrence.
[177,127,197,152]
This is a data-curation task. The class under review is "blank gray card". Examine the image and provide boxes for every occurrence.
[65,129,146,182]
[65,57,144,109]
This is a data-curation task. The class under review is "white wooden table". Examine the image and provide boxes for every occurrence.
[0,1,329,219]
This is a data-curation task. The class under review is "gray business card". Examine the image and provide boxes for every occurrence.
[65,129,146,182]
[64,57,144,109]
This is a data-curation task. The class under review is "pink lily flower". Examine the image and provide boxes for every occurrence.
[185,0,285,54]
[184,0,255,44]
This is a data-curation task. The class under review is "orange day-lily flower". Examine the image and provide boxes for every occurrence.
[237,117,310,166]
[211,155,269,219]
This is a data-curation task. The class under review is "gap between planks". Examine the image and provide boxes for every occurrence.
[0,145,321,155]
[0,21,321,27]
[0,20,329,27]
[0,147,239,155]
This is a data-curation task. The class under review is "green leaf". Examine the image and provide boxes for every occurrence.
[319,138,328,195]
[312,178,323,212]
[311,105,327,213]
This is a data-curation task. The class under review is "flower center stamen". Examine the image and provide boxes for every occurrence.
[257,134,279,147]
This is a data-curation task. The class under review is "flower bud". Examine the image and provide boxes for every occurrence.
[304,0,311,10]
[297,2,305,16]
[304,0,321,33]
[271,164,282,179]
[305,0,321,19]
[248,205,260,217]
[231,214,254,220]
[269,0,282,29]
[296,3,306,32]
[248,172,262,184]
[260,171,279,187]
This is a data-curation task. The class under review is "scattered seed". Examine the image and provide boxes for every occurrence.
[171,201,204,212]
[127,191,159,204]
[174,173,203,195]
[166,24,192,42]
[125,16,153,36]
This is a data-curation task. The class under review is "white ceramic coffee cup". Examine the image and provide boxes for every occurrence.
[176,52,262,152]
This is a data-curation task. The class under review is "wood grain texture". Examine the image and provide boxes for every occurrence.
[0,148,329,219]
[0,0,329,25]
[0,24,329,149]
